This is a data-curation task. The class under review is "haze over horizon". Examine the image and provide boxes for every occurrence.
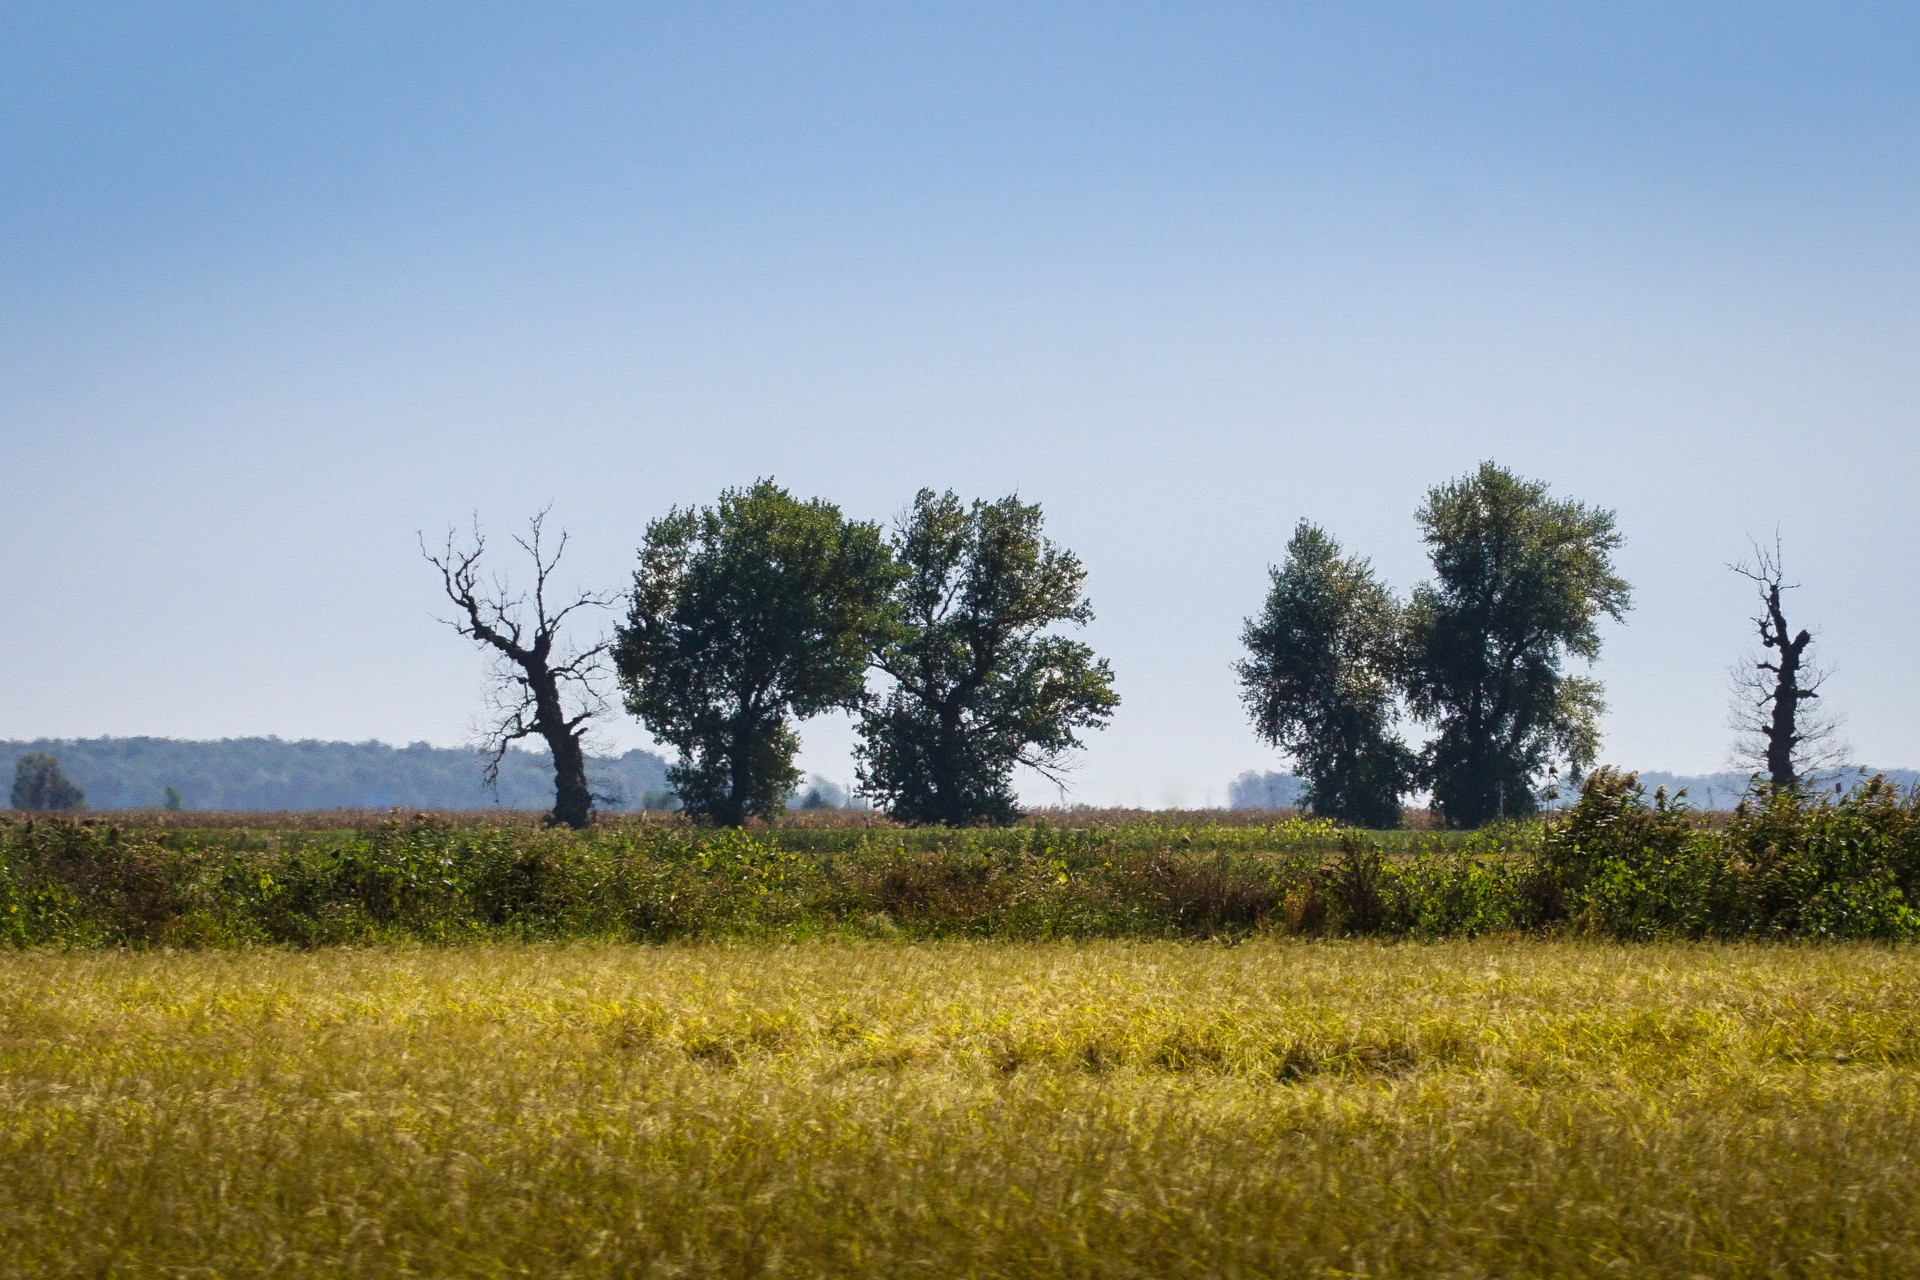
[5,5,1917,806]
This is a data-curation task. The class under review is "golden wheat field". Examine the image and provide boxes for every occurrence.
[3,940,1919,1278]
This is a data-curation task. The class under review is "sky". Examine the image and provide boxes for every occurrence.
[3,3,1917,806]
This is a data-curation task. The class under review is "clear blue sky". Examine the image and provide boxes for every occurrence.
[4,3,1917,804]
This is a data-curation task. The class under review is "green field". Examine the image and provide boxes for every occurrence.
[5,938,1920,1277]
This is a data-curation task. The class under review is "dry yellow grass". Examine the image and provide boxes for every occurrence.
[4,939,1920,1277]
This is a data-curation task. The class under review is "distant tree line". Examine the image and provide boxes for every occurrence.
[1,738,670,813]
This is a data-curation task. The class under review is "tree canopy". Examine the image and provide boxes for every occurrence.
[856,489,1117,824]
[1403,462,1630,826]
[615,480,896,825]
[1237,521,1411,827]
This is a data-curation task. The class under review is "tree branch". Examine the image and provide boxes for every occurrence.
[422,510,615,826]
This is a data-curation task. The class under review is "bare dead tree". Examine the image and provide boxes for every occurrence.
[1728,537,1849,793]
[423,508,615,828]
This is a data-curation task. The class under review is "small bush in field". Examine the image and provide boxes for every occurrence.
[1543,768,1920,940]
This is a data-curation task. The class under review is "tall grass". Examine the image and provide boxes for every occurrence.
[4,939,1920,1277]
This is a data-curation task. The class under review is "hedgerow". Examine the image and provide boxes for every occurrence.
[3,771,1915,947]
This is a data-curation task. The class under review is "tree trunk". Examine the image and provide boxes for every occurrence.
[714,724,752,827]
[545,728,593,829]
[930,700,966,825]
[530,671,593,829]
[1761,583,1812,793]
[1765,669,1800,791]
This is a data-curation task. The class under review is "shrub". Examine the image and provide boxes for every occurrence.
[1543,768,1920,940]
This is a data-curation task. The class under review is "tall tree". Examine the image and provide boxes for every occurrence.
[11,753,85,812]
[616,480,895,825]
[1403,463,1630,827]
[1236,521,1410,827]
[1728,538,1847,792]
[856,489,1117,824]
[424,510,613,829]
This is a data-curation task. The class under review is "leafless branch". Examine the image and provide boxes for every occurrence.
[1016,745,1080,789]
[1726,535,1851,790]
[421,507,617,827]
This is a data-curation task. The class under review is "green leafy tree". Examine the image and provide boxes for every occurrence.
[855,490,1118,825]
[1403,462,1630,827]
[1236,521,1411,827]
[615,480,896,825]
[11,753,85,811]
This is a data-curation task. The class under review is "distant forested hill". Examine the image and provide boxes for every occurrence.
[1,738,671,811]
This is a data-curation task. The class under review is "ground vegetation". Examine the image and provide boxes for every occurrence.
[5,771,1916,947]
[5,940,1920,1277]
